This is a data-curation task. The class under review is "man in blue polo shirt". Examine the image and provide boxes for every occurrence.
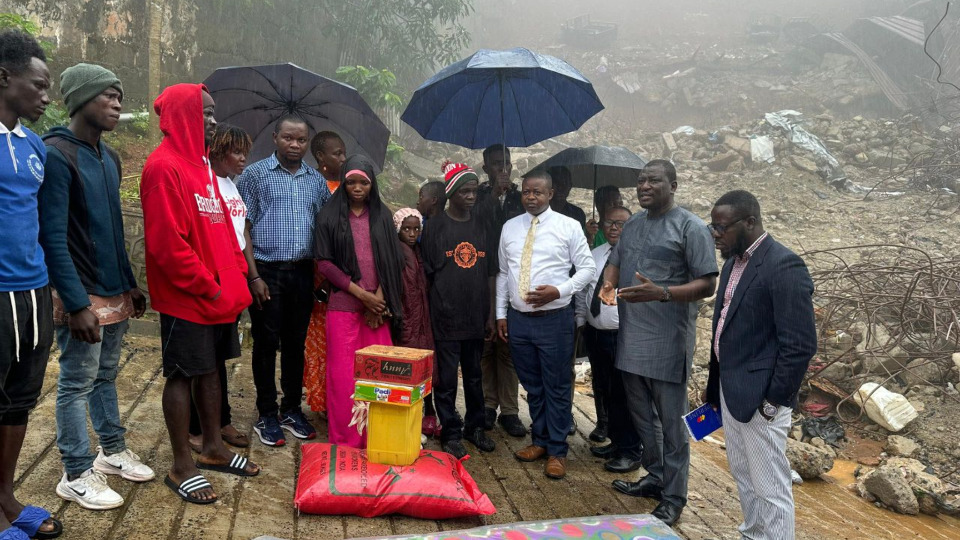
[0,29,62,540]
[236,115,331,446]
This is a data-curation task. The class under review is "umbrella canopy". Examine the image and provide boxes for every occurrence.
[203,63,390,170]
[401,48,603,149]
[530,145,647,189]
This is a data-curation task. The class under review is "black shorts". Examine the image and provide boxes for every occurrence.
[0,286,54,424]
[160,314,241,378]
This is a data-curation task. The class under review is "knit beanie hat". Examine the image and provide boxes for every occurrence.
[393,207,423,232]
[60,63,123,116]
[442,161,479,196]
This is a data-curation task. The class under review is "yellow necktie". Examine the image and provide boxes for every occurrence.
[518,215,539,302]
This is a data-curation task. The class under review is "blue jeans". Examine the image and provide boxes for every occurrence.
[55,319,128,477]
[507,306,575,458]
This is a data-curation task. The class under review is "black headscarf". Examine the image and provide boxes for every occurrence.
[315,155,405,338]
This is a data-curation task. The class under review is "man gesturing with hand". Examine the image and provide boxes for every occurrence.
[599,160,717,528]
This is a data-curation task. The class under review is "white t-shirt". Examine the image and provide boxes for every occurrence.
[218,175,247,250]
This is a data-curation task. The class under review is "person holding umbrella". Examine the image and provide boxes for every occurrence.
[548,166,586,231]
[236,115,331,447]
[475,144,526,438]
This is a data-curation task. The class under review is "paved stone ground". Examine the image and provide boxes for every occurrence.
[11,336,959,540]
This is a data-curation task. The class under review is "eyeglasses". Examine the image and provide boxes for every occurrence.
[602,220,627,229]
[707,217,747,235]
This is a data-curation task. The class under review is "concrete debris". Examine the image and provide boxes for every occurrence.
[885,435,919,458]
[785,438,835,479]
[858,457,953,516]
[860,466,920,515]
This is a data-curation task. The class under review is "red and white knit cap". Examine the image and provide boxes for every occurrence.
[442,161,479,195]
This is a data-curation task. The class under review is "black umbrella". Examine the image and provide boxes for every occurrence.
[203,63,390,170]
[531,145,647,190]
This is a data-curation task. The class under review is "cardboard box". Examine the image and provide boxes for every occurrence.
[353,379,432,406]
[354,345,433,385]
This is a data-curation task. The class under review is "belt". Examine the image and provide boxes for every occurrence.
[256,259,313,270]
[511,305,570,318]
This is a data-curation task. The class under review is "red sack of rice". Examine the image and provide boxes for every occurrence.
[294,443,496,519]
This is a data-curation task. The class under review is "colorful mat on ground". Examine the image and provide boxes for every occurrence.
[353,514,680,540]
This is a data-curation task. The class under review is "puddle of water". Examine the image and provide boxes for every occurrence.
[818,459,960,536]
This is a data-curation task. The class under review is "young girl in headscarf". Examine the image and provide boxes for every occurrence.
[393,208,438,436]
[314,155,404,448]
[302,131,347,414]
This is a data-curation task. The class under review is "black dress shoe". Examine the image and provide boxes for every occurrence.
[589,444,619,458]
[588,422,608,442]
[604,456,642,474]
[498,414,527,437]
[483,408,497,430]
[611,477,663,500]
[568,422,577,436]
[652,501,683,526]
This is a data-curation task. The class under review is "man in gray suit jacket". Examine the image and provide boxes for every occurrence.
[599,160,717,526]
[705,189,817,540]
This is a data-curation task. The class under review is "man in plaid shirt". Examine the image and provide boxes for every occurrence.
[236,115,331,446]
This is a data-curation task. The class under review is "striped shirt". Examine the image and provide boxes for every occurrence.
[236,153,331,262]
[713,232,769,360]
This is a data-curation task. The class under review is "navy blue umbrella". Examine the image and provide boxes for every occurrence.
[204,63,390,170]
[401,48,604,149]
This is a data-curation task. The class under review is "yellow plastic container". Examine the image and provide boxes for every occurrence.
[366,399,423,466]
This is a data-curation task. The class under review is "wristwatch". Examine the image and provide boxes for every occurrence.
[759,400,778,421]
[659,285,672,302]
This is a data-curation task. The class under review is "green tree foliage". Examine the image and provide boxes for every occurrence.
[325,0,473,87]
[335,65,403,111]
[336,65,406,164]
[0,12,66,133]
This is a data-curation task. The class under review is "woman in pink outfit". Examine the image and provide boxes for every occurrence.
[314,155,405,448]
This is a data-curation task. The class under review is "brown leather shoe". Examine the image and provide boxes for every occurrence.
[545,456,567,479]
[514,444,547,462]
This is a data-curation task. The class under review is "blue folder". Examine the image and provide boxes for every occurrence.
[684,403,723,441]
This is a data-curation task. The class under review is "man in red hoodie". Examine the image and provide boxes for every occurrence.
[140,83,259,504]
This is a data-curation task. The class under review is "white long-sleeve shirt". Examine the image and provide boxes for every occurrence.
[574,242,619,330]
[496,207,595,319]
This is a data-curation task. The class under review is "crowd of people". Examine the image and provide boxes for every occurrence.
[0,29,818,540]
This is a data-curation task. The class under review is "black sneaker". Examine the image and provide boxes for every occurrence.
[498,414,527,437]
[483,408,497,430]
[464,427,496,452]
[442,439,469,459]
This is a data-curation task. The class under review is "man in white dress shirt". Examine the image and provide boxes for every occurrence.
[496,170,595,480]
[575,206,643,474]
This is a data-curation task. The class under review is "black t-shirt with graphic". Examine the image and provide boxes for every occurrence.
[420,211,498,341]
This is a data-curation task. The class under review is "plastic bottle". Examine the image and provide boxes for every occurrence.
[853,382,918,432]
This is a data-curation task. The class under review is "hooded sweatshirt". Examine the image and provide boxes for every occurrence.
[140,83,251,324]
[39,126,138,313]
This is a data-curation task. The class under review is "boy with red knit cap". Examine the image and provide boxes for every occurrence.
[140,83,259,505]
[420,162,498,458]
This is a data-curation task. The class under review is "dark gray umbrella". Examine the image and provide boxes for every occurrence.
[531,145,647,189]
[203,63,390,170]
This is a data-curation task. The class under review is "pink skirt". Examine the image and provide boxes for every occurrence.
[325,310,393,448]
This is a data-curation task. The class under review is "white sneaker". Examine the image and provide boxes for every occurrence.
[93,446,156,482]
[56,469,124,510]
